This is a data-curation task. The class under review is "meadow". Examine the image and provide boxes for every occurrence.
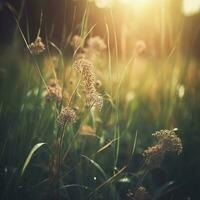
[0,0,200,200]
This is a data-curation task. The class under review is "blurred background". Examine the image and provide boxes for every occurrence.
[0,0,200,57]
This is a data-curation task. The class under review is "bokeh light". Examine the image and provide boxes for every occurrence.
[182,0,200,16]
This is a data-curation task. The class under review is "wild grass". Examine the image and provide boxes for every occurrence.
[0,1,200,200]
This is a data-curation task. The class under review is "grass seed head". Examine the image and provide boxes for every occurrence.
[29,36,45,55]
[70,35,83,50]
[143,144,164,168]
[87,36,107,52]
[58,106,76,124]
[143,129,183,168]
[153,129,183,155]
[73,58,103,110]
[45,80,62,102]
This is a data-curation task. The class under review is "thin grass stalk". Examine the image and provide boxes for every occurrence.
[73,24,96,58]
[113,56,135,170]
[110,9,118,64]
[105,22,112,95]
[53,122,66,200]
[13,16,48,90]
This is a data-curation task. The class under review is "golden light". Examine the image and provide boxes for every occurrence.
[95,0,113,8]
[120,0,151,7]
[94,0,152,8]
[182,0,200,16]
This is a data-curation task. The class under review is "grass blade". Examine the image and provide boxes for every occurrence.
[95,138,119,155]
[21,143,46,175]
[60,184,92,191]
[81,155,107,179]
[95,166,126,192]
[88,166,127,200]
[131,131,138,157]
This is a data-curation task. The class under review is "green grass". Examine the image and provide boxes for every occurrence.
[1,2,200,200]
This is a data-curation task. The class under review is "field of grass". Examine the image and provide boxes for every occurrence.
[0,1,200,200]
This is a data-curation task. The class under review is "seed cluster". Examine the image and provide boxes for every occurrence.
[58,106,76,124]
[143,129,182,168]
[73,58,103,110]
[87,36,107,52]
[153,129,183,155]
[70,35,83,50]
[29,36,45,55]
[45,80,62,102]
[143,144,164,168]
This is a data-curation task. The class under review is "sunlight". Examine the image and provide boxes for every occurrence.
[120,0,150,7]
[94,0,151,8]
[182,0,200,16]
[95,0,113,8]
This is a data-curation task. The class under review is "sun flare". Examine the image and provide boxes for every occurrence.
[94,0,151,8]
